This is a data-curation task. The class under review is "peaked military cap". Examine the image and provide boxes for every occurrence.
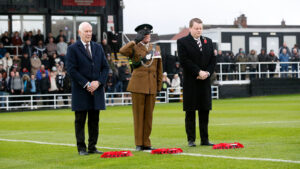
[134,24,153,34]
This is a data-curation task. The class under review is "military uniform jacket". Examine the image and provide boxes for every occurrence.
[120,41,163,94]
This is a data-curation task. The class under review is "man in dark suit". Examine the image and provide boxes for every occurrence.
[66,22,109,155]
[177,18,216,147]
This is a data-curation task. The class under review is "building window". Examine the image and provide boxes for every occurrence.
[0,15,8,35]
[51,15,100,42]
[12,15,45,37]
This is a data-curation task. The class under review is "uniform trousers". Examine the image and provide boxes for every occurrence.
[131,93,156,147]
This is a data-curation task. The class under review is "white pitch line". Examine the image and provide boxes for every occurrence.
[0,138,299,164]
[0,131,55,136]
[213,120,300,126]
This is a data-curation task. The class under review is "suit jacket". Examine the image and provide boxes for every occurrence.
[177,34,216,111]
[119,41,163,94]
[66,40,109,111]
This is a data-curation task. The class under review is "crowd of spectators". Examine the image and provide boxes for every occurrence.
[215,42,300,80]
[0,30,72,108]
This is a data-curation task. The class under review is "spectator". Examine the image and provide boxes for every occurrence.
[62,71,71,105]
[68,38,75,46]
[34,29,44,46]
[216,50,224,73]
[36,65,49,80]
[106,55,118,74]
[2,52,13,72]
[38,71,50,105]
[291,44,299,53]
[258,48,268,78]
[56,30,67,43]
[56,68,66,104]
[279,42,291,56]
[279,48,290,78]
[117,61,128,92]
[49,67,58,93]
[30,74,37,95]
[215,50,225,80]
[173,61,183,85]
[45,32,54,44]
[0,42,7,59]
[105,69,117,104]
[22,31,28,42]
[171,73,181,93]
[236,48,249,80]
[11,31,23,55]
[0,63,6,79]
[23,39,34,57]
[23,31,34,44]
[10,72,24,107]
[214,49,217,56]
[22,74,32,106]
[1,31,11,52]
[56,36,68,63]
[20,53,31,77]
[247,49,258,80]
[46,37,57,56]
[22,74,32,94]
[49,53,60,70]
[228,51,236,80]
[290,48,300,78]
[0,72,7,107]
[122,68,131,92]
[101,39,112,58]
[12,55,21,72]
[6,71,15,95]
[34,40,46,58]
[161,72,171,91]
[41,53,51,70]
[30,52,41,75]
[107,26,119,60]
[267,50,279,78]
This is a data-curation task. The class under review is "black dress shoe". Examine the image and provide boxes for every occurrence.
[88,149,104,154]
[188,141,196,147]
[201,142,214,146]
[78,150,89,155]
[136,146,143,151]
[143,146,156,150]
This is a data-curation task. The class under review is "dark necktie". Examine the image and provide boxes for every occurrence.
[196,39,202,51]
[85,43,92,59]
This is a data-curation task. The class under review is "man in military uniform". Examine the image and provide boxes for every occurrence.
[120,24,163,151]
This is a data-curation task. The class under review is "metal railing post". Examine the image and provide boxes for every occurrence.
[220,63,223,82]
[54,94,57,109]
[238,63,241,80]
[258,62,261,78]
[6,95,9,111]
[30,95,33,109]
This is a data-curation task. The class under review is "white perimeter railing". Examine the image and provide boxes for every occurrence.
[0,86,219,111]
[215,62,300,82]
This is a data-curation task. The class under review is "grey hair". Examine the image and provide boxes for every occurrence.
[78,22,92,32]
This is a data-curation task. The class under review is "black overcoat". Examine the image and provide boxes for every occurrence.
[177,34,216,111]
[66,40,109,111]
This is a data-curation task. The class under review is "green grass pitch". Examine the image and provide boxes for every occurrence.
[0,94,300,169]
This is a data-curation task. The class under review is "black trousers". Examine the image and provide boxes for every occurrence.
[185,110,210,143]
[75,110,100,152]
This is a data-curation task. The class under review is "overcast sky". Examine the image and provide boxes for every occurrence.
[123,0,300,34]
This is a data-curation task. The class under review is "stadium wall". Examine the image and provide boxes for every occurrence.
[219,78,300,98]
